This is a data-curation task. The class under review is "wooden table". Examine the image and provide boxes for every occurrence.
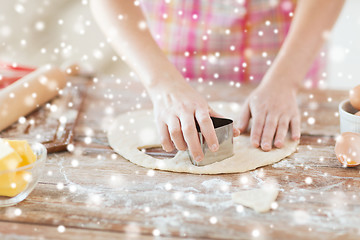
[0,74,357,240]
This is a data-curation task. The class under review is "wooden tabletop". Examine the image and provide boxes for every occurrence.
[0,74,357,240]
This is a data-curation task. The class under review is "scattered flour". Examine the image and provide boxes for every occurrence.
[272,159,296,169]
[201,178,231,190]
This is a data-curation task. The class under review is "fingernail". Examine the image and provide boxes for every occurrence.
[210,144,219,152]
[262,143,271,151]
[195,156,202,162]
[163,146,172,152]
[275,140,282,147]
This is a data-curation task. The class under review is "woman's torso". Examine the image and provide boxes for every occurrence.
[141,0,324,86]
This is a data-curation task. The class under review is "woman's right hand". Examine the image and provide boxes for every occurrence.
[148,73,239,163]
[90,0,238,162]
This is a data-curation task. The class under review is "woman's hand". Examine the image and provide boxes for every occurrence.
[234,0,344,152]
[238,81,301,152]
[148,74,239,162]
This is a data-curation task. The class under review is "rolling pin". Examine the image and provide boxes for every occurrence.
[0,64,67,132]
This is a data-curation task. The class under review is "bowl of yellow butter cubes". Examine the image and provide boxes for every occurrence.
[0,139,47,207]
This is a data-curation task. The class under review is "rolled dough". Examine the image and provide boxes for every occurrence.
[232,187,279,213]
[107,102,298,174]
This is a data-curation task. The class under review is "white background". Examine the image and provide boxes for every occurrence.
[328,0,360,89]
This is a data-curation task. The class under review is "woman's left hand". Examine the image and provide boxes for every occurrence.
[238,80,301,151]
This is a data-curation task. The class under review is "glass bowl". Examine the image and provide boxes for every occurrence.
[339,99,360,133]
[0,142,47,207]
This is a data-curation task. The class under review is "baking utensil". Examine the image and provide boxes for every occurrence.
[41,84,87,153]
[0,65,67,132]
[189,117,234,166]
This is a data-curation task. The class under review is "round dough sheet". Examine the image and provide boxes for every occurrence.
[107,102,298,174]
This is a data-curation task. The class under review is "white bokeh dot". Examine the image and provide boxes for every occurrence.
[57,225,66,233]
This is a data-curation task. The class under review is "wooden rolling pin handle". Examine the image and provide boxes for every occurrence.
[0,65,67,132]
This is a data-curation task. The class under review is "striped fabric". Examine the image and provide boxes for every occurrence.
[140,0,324,87]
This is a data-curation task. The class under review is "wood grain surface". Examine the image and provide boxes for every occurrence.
[0,74,357,240]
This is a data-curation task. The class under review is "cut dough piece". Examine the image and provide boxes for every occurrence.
[232,187,279,213]
[107,102,298,175]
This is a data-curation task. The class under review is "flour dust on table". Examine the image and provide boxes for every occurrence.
[107,102,299,174]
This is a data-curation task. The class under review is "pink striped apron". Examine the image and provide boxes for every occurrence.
[140,0,324,87]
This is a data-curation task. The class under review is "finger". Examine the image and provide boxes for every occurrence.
[260,114,279,151]
[158,122,174,152]
[233,127,240,137]
[180,115,204,162]
[290,115,301,141]
[250,111,266,148]
[195,109,219,152]
[209,107,224,118]
[274,115,290,148]
[239,101,251,133]
[168,117,187,151]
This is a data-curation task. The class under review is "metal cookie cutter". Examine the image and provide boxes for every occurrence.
[189,117,234,166]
